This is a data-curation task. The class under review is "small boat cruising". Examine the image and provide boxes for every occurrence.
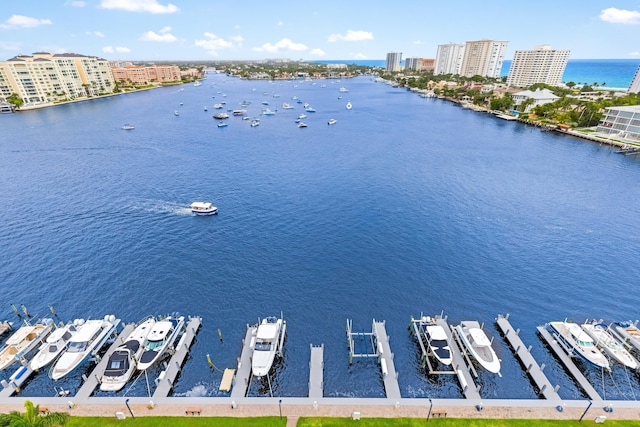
[121,124,135,130]
[581,322,638,370]
[455,320,500,374]
[417,316,452,366]
[137,314,185,371]
[0,320,53,370]
[173,110,179,116]
[346,101,352,110]
[50,315,119,380]
[29,320,81,371]
[339,87,349,93]
[190,202,218,215]
[548,321,609,369]
[327,119,337,125]
[100,316,155,391]
[251,314,286,377]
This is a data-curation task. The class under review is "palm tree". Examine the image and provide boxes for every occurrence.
[0,400,69,427]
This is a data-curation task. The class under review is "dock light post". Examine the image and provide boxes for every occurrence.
[125,398,135,419]
[279,399,282,419]
[426,398,433,422]
[579,400,592,422]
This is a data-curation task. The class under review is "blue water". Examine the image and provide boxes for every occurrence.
[316,59,640,89]
[2,75,640,401]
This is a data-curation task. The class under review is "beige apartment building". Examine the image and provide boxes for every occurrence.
[507,45,570,87]
[459,39,508,78]
[110,64,181,85]
[405,58,435,72]
[0,52,116,106]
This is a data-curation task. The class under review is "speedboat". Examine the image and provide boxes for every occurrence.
[173,110,179,116]
[137,315,185,371]
[121,124,135,130]
[582,322,638,370]
[339,87,349,93]
[190,202,217,215]
[0,320,53,370]
[100,316,155,391]
[297,122,308,128]
[418,316,452,366]
[29,320,82,371]
[455,320,500,374]
[50,315,119,380]
[328,119,337,125]
[613,321,640,353]
[548,321,609,369]
[297,114,306,120]
[305,107,316,113]
[233,109,246,116]
[346,101,352,110]
[251,315,286,377]
[262,109,275,116]
[213,113,229,119]
[282,103,294,109]
[251,119,260,127]
[217,122,228,128]
[214,103,224,109]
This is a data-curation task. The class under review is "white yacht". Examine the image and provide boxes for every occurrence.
[328,119,337,125]
[548,321,609,369]
[121,124,135,130]
[0,320,53,370]
[137,315,185,371]
[455,320,501,374]
[50,315,118,380]
[339,87,349,93]
[418,316,452,366]
[100,316,155,391]
[29,320,82,371]
[251,315,286,377]
[190,202,218,215]
[582,322,638,370]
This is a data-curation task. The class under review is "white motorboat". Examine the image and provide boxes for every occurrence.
[339,87,349,93]
[327,119,337,125]
[251,119,260,127]
[548,321,609,369]
[455,320,500,374]
[50,315,118,380]
[121,124,135,130]
[613,321,640,353]
[190,201,217,215]
[100,316,155,391]
[418,316,452,366]
[305,107,316,113]
[251,315,286,377]
[173,110,179,116]
[281,103,294,109]
[0,320,53,370]
[137,315,185,371]
[297,122,308,128]
[582,322,638,370]
[29,320,82,371]
[213,112,229,119]
[346,101,352,110]
[214,103,224,109]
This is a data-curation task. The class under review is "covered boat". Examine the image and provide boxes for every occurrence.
[190,202,217,215]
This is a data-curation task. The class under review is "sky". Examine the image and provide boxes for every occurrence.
[1,0,640,62]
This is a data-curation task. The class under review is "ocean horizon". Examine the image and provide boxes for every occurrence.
[314,58,640,89]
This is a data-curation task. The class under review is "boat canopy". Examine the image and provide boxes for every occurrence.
[256,323,279,340]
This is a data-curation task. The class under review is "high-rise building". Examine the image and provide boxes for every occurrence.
[629,65,640,93]
[405,58,435,72]
[0,52,116,105]
[506,45,570,87]
[385,52,402,72]
[434,43,465,75]
[459,39,508,78]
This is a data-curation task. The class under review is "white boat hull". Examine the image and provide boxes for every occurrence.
[456,321,500,374]
[549,321,609,369]
[251,316,285,377]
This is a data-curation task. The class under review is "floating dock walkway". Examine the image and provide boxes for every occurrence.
[153,316,201,398]
[230,323,256,399]
[309,343,324,398]
[440,318,481,400]
[372,320,401,400]
[496,314,560,401]
[537,325,602,401]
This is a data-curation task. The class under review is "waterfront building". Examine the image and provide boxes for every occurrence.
[0,52,116,105]
[434,43,465,75]
[506,45,570,88]
[512,88,559,112]
[405,58,435,72]
[629,65,640,93]
[596,105,640,141]
[111,64,181,85]
[386,52,402,72]
[459,39,508,79]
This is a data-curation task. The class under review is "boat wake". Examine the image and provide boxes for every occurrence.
[136,200,193,216]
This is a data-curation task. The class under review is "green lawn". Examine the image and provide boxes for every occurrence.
[67,416,286,426]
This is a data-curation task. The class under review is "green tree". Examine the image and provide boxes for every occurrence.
[0,400,69,427]
[7,93,23,109]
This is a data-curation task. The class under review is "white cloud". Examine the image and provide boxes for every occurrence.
[229,35,244,47]
[252,38,308,53]
[100,0,179,14]
[277,21,284,27]
[328,30,373,42]
[599,7,640,24]
[195,33,234,56]
[86,31,105,38]
[353,53,367,59]
[413,40,423,45]
[67,1,86,6]
[0,14,52,30]
[630,51,640,57]
[102,46,131,53]
[0,41,20,51]
[139,30,177,42]
[159,26,171,33]
[309,48,325,56]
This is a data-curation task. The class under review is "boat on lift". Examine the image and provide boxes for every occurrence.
[251,314,286,377]
[455,320,500,374]
[548,321,609,369]
[29,320,82,371]
[137,315,185,371]
[582,322,638,370]
[0,320,53,370]
[417,316,452,366]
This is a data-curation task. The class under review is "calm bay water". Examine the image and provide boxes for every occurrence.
[1,75,640,400]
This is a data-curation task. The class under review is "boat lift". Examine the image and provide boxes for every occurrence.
[346,319,379,364]
[245,314,286,398]
[410,314,456,375]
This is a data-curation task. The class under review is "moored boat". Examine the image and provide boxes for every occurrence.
[50,315,119,380]
[548,321,609,369]
[137,314,185,371]
[455,320,500,374]
[328,119,337,125]
[100,316,155,391]
[213,112,229,119]
[190,202,217,215]
[613,321,640,353]
[29,320,81,371]
[0,320,54,370]
[251,315,286,377]
[582,322,638,370]
[418,316,452,366]
[121,124,135,130]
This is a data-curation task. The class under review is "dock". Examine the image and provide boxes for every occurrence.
[230,323,256,399]
[309,343,324,398]
[152,316,201,399]
[372,320,401,400]
[496,315,560,400]
[75,322,133,399]
[410,314,456,375]
[0,365,34,397]
[439,318,481,399]
[537,325,602,401]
